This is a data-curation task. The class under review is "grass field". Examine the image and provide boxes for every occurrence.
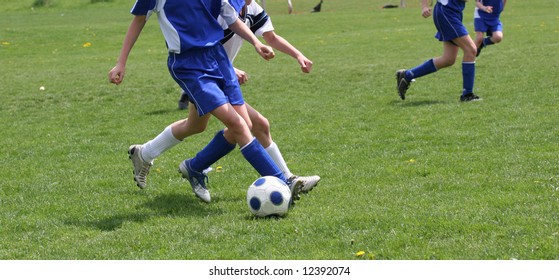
[1,0,558,260]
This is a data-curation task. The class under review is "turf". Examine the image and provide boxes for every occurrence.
[0,0,558,260]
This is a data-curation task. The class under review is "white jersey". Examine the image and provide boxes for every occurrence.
[217,1,274,61]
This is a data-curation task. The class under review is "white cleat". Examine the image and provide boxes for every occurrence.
[128,145,152,189]
[290,175,321,194]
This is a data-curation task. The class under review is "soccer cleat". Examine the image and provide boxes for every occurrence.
[476,44,484,57]
[396,69,410,100]
[287,177,303,207]
[128,145,153,189]
[460,93,482,102]
[290,175,321,194]
[178,159,211,203]
[178,92,190,110]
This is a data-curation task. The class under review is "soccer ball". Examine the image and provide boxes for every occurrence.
[246,176,291,217]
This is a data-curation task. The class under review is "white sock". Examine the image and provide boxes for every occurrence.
[141,125,181,163]
[265,142,293,178]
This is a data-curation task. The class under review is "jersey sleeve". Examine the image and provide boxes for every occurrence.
[248,2,274,37]
[220,0,239,26]
[130,0,156,16]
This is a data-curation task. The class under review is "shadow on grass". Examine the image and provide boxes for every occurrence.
[65,193,222,231]
[388,99,446,107]
[145,109,177,116]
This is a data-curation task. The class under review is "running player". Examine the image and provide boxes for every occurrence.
[178,0,321,201]
[474,0,507,57]
[109,0,302,204]
[396,0,480,102]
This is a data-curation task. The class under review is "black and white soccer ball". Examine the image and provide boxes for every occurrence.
[246,176,291,217]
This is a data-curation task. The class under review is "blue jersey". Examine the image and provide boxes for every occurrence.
[437,0,466,12]
[130,0,239,54]
[475,0,504,21]
[229,0,245,13]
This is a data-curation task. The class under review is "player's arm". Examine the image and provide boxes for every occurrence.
[228,19,275,61]
[220,0,274,60]
[108,15,147,85]
[234,67,249,84]
[262,31,313,73]
[421,0,432,18]
[476,0,493,13]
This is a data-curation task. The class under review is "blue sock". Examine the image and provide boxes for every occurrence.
[189,130,236,172]
[462,62,476,95]
[483,37,494,46]
[406,58,437,81]
[240,138,287,182]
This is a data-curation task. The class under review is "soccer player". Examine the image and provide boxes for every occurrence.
[395,0,480,102]
[177,0,320,201]
[474,0,506,57]
[109,0,302,204]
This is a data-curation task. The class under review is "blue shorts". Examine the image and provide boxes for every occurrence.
[433,3,469,42]
[168,44,243,117]
[474,17,503,36]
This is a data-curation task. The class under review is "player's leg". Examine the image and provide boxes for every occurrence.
[433,41,460,70]
[182,103,300,202]
[178,90,189,110]
[178,103,247,203]
[246,103,321,193]
[483,21,504,48]
[453,35,480,101]
[475,31,485,57]
[212,103,284,179]
[246,103,271,147]
[395,2,449,100]
[474,17,487,57]
[129,103,209,189]
[171,103,210,140]
[396,56,440,100]
[489,30,503,45]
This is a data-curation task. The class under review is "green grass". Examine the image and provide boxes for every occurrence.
[1,0,558,260]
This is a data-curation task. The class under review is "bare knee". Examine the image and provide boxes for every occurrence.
[252,115,270,136]
[173,118,207,139]
[251,115,271,144]
[187,120,207,134]
[492,33,503,44]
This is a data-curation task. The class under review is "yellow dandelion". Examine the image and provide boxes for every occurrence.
[216,166,223,172]
[1,41,10,45]
[355,251,365,257]
[82,42,92,48]
[408,159,416,163]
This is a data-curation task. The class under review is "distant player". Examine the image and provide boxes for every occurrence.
[474,0,507,57]
[395,0,480,102]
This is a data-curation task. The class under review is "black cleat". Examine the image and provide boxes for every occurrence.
[396,69,410,100]
[178,91,190,110]
[460,93,482,102]
[476,43,484,57]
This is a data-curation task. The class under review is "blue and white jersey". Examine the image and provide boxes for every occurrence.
[474,0,504,21]
[130,0,239,54]
[218,0,274,61]
[437,0,466,12]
